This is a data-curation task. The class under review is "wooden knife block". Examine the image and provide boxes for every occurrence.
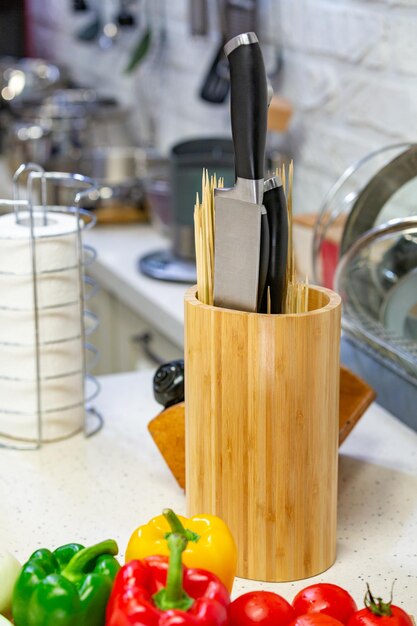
[148,366,375,493]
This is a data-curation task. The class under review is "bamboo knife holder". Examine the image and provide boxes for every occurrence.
[185,285,341,582]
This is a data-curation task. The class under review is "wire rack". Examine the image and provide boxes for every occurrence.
[335,216,417,380]
[0,163,103,450]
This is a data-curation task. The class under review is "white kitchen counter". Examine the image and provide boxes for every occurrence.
[84,225,186,348]
[1,370,416,612]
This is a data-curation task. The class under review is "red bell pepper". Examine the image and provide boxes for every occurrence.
[106,533,229,626]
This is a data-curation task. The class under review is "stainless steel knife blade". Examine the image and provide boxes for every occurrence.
[214,194,262,311]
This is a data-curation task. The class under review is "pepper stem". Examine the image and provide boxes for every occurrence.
[364,583,393,617]
[153,533,194,612]
[163,509,200,543]
[61,539,118,582]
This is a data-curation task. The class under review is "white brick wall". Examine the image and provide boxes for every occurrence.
[28,0,417,216]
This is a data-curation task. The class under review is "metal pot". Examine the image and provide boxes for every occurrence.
[3,88,132,172]
[80,146,172,232]
[139,138,235,284]
[49,146,169,222]
[0,57,67,106]
[5,121,52,174]
[170,137,235,259]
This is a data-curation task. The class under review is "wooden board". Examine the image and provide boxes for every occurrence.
[148,367,375,491]
[95,203,149,224]
[148,403,186,489]
[339,366,376,444]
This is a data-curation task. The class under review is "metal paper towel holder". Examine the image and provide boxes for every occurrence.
[0,163,103,450]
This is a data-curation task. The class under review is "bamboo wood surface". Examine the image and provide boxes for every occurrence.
[148,366,374,491]
[267,96,293,133]
[185,285,341,581]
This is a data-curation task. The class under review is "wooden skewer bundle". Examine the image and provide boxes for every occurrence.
[194,170,223,305]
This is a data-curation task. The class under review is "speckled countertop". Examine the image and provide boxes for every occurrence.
[1,370,416,612]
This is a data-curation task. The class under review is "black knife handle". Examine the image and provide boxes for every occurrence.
[153,359,184,408]
[264,180,289,314]
[226,33,268,182]
[258,210,270,311]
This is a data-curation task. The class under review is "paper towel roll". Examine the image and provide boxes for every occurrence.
[0,210,86,442]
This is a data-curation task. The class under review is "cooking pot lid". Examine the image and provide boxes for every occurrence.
[341,144,417,255]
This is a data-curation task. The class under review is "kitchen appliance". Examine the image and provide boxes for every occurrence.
[213,33,268,311]
[140,137,234,283]
[0,164,102,450]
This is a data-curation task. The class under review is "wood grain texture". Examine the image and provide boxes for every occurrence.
[147,364,375,491]
[185,285,341,582]
[148,402,185,488]
[339,367,376,445]
[267,96,293,133]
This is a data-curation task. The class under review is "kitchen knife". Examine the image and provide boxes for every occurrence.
[213,32,268,311]
[263,175,288,313]
[257,205,270,311]
[257,82,275,312]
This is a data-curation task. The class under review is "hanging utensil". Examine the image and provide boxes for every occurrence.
[200,46,230,104]
[213,32,268,312]
[189,0,209,36]
[199,1,230,104]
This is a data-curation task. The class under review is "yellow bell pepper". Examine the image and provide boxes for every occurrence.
[125,509,237,592]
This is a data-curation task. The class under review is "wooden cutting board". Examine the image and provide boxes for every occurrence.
[148,365,376,490]
[95,203,149,224]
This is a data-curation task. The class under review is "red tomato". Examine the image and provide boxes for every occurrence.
[347,585,413,626]
[289,614,345,626]
[228,590,295,626]
[293,583,357,623]
[348,605,413,626]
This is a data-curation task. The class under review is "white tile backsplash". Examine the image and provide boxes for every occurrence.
[28,0,417,216]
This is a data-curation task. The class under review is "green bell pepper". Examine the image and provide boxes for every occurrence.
[12,539,120,626]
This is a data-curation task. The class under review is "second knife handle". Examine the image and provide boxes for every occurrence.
[226,33,268,182]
